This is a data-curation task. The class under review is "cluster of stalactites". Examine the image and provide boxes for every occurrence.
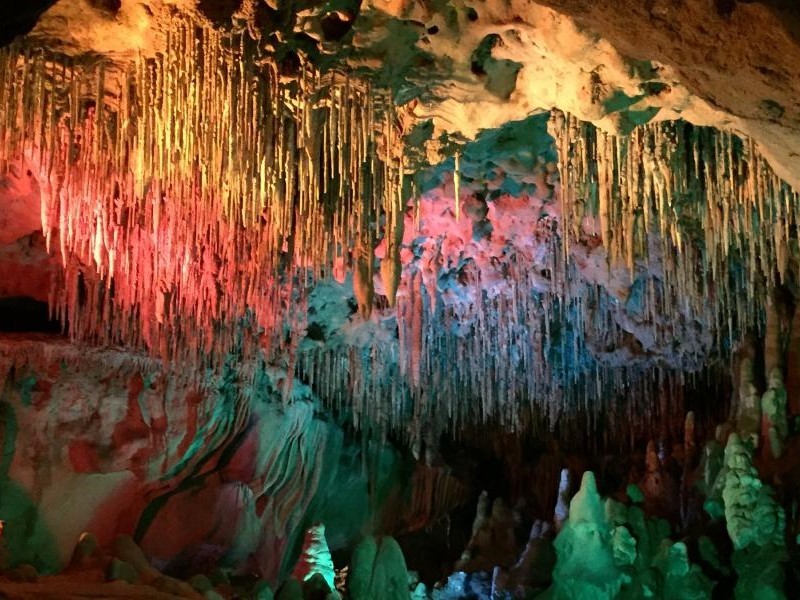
[298,274,718,450]
[550,110,795,349]
[0,14,404,367]
[302,112,798,447]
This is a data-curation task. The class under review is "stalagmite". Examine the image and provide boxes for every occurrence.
[762,369,788,459]
[454,495,518,572]
[548,471,634,599]
[721,434,785,548]
[681,411,697,526]
[292,523,335,592]
[346,536,409,600]
[652,541,714,599]
[456,490,489,568]
[640,439,679,520]
[735,343,761,446]
[492,520,555,596]
[717,433,787,598]
[553,468,570,532]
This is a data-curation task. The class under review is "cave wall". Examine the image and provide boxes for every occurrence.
[0,338,433,584]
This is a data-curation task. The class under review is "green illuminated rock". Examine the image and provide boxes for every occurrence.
[548,472,633,599]
[347,535,409,600]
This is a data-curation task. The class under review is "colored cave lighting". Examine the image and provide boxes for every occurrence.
[0,10,798,444]
[550,110,799,322]
[0,13,404,367]
[299,113,800,445]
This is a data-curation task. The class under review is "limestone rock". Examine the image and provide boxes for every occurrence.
[347,535,409,600]
[209,568,231,587]
[106,557,138,584]
[5,562,38,582]
[276,577,303,600]
[253,579,275,600]
[151,574,201,598]
[110,535,159,581]
[432,571,493,600]
[68,531,102,570]
[302,572,332,599]
[292,523,335,592]
[549,471,629,599]
[188,573,213,593]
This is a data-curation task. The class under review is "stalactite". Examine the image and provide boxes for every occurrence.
[553,468,571,532]
[0,16,404,369]
[380,156,405,308]
[549,112,791,354]
[353,236,375,320]
[301,109,798,450]
[2,14,797,452]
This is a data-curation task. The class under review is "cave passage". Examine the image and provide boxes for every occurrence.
[0,296,63,334]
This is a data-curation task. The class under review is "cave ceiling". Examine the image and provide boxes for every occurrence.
[0,0,799,444]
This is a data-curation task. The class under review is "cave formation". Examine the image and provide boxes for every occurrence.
[0,1,799,598]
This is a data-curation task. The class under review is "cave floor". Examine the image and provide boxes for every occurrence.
[0,578,196,599]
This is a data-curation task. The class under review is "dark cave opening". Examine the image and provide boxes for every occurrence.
[0,296,63,334]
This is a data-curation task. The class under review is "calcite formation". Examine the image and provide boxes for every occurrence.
[292,523,335,592]
[346,535,409,600]
[548,472,632,599]
[0,1,798,446]
[0,0,799,598]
